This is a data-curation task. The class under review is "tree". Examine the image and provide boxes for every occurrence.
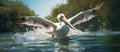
[0,0,36,32]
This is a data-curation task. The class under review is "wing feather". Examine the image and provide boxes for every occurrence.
[21,16,57,34]
[68,9,95,26]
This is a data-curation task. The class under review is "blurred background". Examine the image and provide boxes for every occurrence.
[0,0,120,52]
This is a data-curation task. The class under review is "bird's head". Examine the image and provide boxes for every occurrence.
[57,14,75,30]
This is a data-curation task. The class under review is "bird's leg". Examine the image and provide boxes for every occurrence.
[52,34,54,37]
[46,32,55,37]
[52,26,57,38]
[46,32,53,34]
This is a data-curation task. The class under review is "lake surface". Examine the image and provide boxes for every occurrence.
[0,31,120,52]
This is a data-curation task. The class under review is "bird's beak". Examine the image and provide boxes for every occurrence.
[15,18,25,24]
[60,17,75,30]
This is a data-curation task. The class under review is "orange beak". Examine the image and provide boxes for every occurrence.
[60,17,75,30]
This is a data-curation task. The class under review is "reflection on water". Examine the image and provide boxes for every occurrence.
[55,37,70,52]
[0,32,120,52]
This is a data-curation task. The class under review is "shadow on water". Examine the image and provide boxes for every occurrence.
[55,35,120,52]
[55,37,70,52]
[0,32,120,52]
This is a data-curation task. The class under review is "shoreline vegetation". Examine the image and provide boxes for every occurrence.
[0,0,36,32]
[0,0,120,32]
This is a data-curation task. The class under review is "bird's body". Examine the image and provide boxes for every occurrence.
[15,2,104,38]
[54,23,70,38]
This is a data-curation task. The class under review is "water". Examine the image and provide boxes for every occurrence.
[0,31,120,52]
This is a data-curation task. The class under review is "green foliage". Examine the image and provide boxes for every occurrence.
[46,0,120,31]
[0,0,36,32]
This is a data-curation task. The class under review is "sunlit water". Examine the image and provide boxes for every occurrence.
[0,29,120,52]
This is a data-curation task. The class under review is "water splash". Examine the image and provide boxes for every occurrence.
[12,28,112,44]
[90,29,111,36]
[67,29,90,36]
[12,28,89,43]
[12,28,53,44]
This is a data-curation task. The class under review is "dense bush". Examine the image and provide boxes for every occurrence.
[0,0,36,32]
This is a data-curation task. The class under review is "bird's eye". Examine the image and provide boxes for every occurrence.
[60,15,64,19]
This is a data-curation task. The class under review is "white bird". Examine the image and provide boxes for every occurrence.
[15,2,104,38]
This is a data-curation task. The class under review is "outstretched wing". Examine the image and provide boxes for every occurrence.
[68,9,95,26]
[68,2,104,26]
[16,16,57,34]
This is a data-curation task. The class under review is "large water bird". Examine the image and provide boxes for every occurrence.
[15,2,104,38]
